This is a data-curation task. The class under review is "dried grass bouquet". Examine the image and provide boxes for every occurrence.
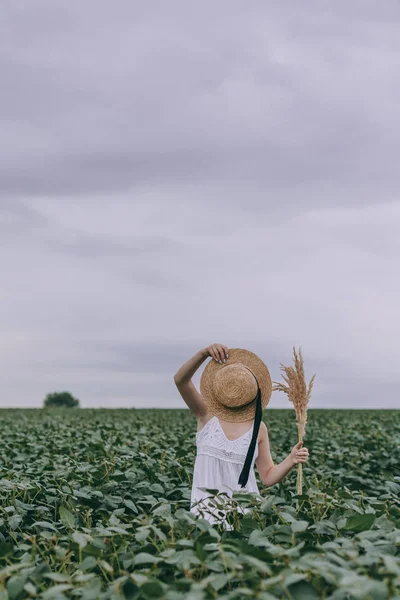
[273,346,315,495]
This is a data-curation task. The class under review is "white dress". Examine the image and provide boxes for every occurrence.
[190,415,260,527]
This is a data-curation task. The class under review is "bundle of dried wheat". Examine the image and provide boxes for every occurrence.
[273,346,315,495]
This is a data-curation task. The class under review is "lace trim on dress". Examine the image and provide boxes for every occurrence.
[198,444,258,466]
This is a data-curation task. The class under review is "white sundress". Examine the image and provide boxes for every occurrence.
[190,415,260,528]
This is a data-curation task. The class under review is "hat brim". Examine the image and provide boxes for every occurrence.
[200,348,272,422]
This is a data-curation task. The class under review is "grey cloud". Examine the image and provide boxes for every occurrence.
[1,199,185,287]
[43,224,188,288]
[0,199,48,233]
[45,229,181,260]
[0,149,216,197]
[30,341,194,375]
[1,0,400,203]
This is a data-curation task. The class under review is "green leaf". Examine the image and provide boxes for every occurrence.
[149,483,164,494]
[124,499,138,513]
[121,579,139,600]
[104,526,130,535]
[152,503,171,517]
[24,582,37,596]
[149,525,167,542]
[72,531,91,548]
[279,511,296,523]
[79,556,97,571]
[133,553,159,565]
[239,555,272,575]
[98,559,114,574]
[284,573,307,587]
[382,555,400,575]
[42,584,73,599]
[59,506,75,529]
[291,520,309,533]
[43,573,71,583]
[79,577,102,600]
[31,521,59,532]
[9,515,23,529]
[209,573,230,592]
[7,576,26,600]
[205,560,225,573]
[286,581,320,599]
[141,580,164,598]
[312,519,337,534]
[135,528,151,542]
[344,514,376,533]
[15,499,36,511]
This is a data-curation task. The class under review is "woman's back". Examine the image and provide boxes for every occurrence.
[190,415,259,526]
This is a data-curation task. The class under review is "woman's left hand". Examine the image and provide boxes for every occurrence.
[290,440,309,464]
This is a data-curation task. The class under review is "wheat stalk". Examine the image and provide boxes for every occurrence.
[272,346,315,495]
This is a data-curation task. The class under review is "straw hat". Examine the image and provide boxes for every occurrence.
[200,348,272,422]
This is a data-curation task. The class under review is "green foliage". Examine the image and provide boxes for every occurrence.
[43,391,80,408]
[0,408,399,599]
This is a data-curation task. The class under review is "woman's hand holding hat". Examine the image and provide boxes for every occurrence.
[290,440,310,465]
[202,343,229,364]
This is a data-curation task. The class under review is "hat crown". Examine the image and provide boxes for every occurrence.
[200,347,272,423]
[214,364,258,409]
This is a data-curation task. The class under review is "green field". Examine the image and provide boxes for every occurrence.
[0,409,399,599]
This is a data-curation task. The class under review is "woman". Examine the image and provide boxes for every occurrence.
[174,343,309,526]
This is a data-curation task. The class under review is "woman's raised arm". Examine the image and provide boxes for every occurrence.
[173,344,229,418]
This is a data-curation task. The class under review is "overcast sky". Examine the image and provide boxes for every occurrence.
[1,1,399,409]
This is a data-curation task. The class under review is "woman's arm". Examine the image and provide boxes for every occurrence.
[256,422,309,486]
[173,343,229,419]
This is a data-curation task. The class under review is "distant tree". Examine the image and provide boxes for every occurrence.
[43,391,80,408]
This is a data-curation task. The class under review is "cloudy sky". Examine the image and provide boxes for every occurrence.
[1,1,399,409]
